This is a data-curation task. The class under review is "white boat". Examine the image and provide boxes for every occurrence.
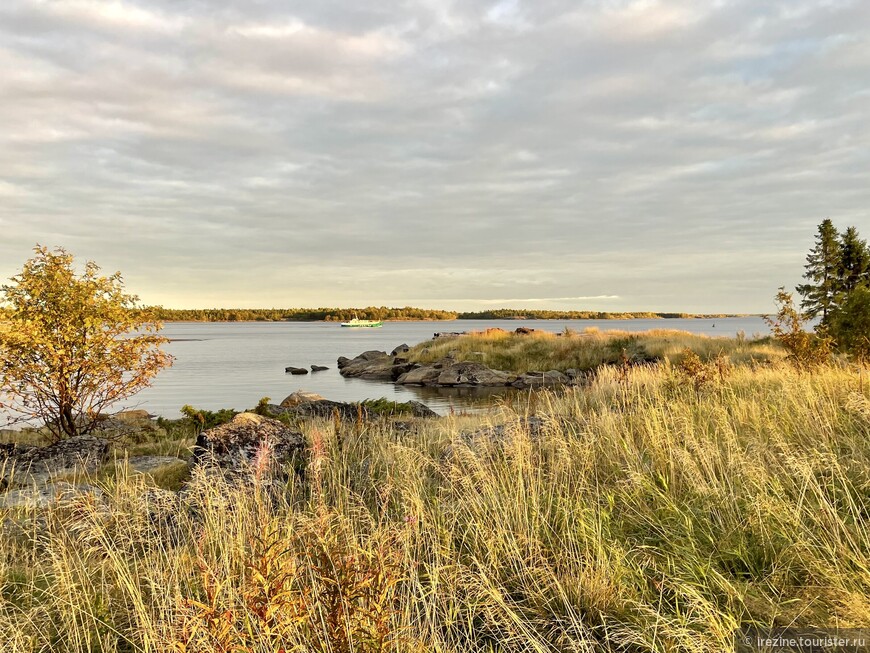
[340,317,383,328]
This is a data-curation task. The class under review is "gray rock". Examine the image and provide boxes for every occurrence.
[436,362,513,387]
[390,343,410,356]
[285,366,309,375]
[310,365,329,372]
[1,435,109,488]
[291,400,367,421]
[512,370,570,388]
[338,351,396,380]
[396,365,442,386]
[190,413,305,484]
[409,400,438,418]
[122,456,187,476]
[0,482,103,509]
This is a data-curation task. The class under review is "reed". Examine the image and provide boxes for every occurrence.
[2,362,869,651]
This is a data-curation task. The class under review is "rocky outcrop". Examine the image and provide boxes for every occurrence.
[409,400,438,418]
[292,400,368,421]
[435,362,514,387]
[190,413,305,484]
[1,435,110,488]
[280,391,326,407]
[395,365,442,385]
[310,365,329,372]
[285,366,308,375]
[510,370,570,387]
[338,350,417,381]
[390,343,410,356]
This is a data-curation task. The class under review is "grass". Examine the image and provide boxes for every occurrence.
[406,327,784,373]
[2,361,870,651]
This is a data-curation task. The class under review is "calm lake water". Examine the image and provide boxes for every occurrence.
[130,317,770,418]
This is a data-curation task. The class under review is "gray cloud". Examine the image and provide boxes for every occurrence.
[1,0,869,312]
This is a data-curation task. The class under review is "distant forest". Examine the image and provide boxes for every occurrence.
[142,307,747,322]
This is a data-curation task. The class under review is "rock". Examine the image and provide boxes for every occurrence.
[390,343,410,356]
[1,435,109,488]
[122,456,187,476]
[310,365,329,372]
[285,366,309,375]
[396,365,442,386]
[515,327,536,335]
[409,400,438,418]
[436,362,513,387]
[0,481,103,509]
[443,417,552,462]
[337,356,352,369]
[511,370,569,388]
[358,350,390,361]
[390,362,418,380]
[190,413,305,484]
[337,351,395,380]
[280,391,327,408]
[434,332,466,339]
[292,400,367,421]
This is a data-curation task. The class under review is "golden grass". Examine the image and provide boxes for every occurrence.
[2,362,870,651]
[407,327,785,372]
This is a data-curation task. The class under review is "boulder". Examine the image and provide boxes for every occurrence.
[0,481,103,509]
[280,391,326,408]
[338,351,395,380]
[190,413,305,483]
[515,327,536,335]
[337,356,352,369]
[122,456,188,476]
[1,435,109,488]
[512,370,569,388]
[436,362,513,387]
[396,365,441,386]
[390,343,410,356]
[409,400,438,418]
[310,365,329,372]
[292,400,368,421]
[285,366,309,375]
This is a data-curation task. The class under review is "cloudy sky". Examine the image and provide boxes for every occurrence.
[1,0,868,312]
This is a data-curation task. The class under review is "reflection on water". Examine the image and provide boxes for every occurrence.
[123,317,770,418]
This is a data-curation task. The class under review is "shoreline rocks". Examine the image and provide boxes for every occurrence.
[338,343,580,392]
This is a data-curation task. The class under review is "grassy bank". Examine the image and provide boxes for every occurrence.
[406,327,785,372]
[2,361,870,651]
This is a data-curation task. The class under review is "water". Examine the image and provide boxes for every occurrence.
[130,317,770,418]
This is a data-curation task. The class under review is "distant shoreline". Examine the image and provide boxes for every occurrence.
[152,314,759,323]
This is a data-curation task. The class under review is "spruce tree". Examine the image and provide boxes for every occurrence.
[796,219,841,322]
[837,225,870,295]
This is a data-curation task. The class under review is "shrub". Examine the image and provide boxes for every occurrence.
[764,288,831,369]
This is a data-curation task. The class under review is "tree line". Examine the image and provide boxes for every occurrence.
[146,306,458,322]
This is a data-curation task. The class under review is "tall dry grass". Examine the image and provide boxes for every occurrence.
[406,328,783,372]
[2,362,870,651]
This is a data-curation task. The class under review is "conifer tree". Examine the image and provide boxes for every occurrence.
[837,225,870,295]
[796,219,841,322]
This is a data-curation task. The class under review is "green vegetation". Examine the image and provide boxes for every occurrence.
[405,327,783,373]
[148,306,458,322]
[456,309,746,320]
[138,307,751,322]
[3,362,870,650]
[795,219,870,359]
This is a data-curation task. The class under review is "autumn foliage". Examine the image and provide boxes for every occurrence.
[0,246,172,440]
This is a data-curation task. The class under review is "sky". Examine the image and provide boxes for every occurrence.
[1,0,868,313]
